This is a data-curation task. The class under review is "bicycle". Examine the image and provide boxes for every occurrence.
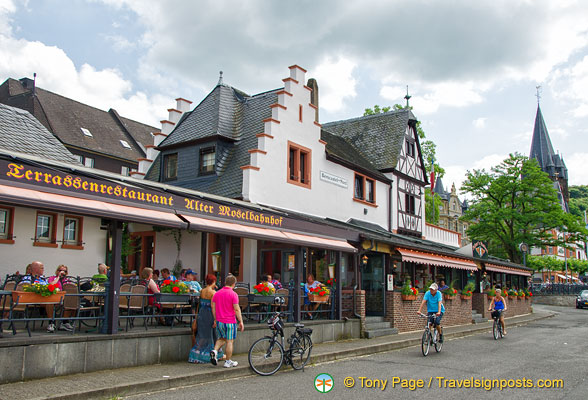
[491,309,505,340]
[419,313,443,356]
[248,312,313,376]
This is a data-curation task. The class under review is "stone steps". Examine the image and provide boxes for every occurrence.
[364,316,398,338]
[472,310,487,324]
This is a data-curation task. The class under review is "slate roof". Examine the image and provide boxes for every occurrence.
[320,130,388,181]
[433,177,449,200]
[322,109,417,171]
[529,105,567,179]
[148,84,278,198]
[0,78,157,162]
[0,103,80,164]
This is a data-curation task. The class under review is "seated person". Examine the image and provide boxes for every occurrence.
[438,280,449,291]
[92,263,109,284]
[20,261,48,284]
[260,274,275,290]
[161,268,177,281]
[185,269,202,293]
[270,273,283,290]
[304,274,323,319]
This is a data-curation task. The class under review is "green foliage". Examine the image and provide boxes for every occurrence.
[363,105,391,115]
[425,191,442,224]
[461,153,588,264]
[569,185,588,219]
[528,255,588,275]
[462,282,475,296]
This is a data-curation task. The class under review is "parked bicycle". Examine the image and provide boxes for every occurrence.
[248,312,313,376]
[419,313,442,356]
[491,309,505,340]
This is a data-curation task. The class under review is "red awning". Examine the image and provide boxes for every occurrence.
[0,184,187,228]
[397,248,477,271]
[180,213,356,253]
[485,263,531,277]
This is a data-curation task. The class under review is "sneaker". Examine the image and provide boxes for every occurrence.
[210,349,218,366]
[59,322,74,332]
[46,323,56,333]
[439,333,444,343]
[224,360,238,368]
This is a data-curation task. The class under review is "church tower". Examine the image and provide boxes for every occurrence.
[529,92,569,206]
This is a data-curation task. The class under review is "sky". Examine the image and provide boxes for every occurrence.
[1,0,588,192]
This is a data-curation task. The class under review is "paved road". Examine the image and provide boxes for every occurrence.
[125,305,587,400]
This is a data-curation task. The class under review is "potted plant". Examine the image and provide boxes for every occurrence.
[155,280,191,303]
[485,287,496,300]
[460,282,475,300]
[401,279,418,300]
[12,283,65,304]
[308,286,330,302]
[248,282,276,303]
[507,288,518,299]
[442,287,458,300]
[523,288,532,300]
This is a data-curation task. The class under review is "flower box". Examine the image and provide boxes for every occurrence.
[12,291,65,304]
[154,292,191,304]
[443,294,456,301]
[248,294,276,303]
[460,295,472,301]
[401,294,416,301]
[308,294,329,303]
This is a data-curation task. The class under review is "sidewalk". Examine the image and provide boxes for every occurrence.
[0,310,553,400]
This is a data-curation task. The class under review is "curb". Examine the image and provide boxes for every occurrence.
[46,312,553,400]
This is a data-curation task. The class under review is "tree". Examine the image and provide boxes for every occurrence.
[461,153,588,264]
[569,185,588,220]
[425,191,442,224]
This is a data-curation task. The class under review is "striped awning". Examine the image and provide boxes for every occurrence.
[397,248,477,271]
[485,263,532,277]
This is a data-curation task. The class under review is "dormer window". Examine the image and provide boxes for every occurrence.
[354,173,376,206]
[163,153,178,181]
[120,140,131,149]
[80,128,93,137]
[199,146,216,175]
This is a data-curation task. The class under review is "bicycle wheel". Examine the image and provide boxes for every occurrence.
[499,321,504,338]
[434,330,443,353]
[290,334,313,370]
[248,337,284,376]
[421,330,430,356]
[493,319,499,340]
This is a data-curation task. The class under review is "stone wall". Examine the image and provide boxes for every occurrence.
[472,293,532,319]
[531,295,575,307]
[384,292,472,333]
[0,318,361,384]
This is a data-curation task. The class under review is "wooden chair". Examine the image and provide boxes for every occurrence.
[63,283,101,333]
[234,286,251,319]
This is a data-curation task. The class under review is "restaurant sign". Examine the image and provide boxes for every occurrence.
[2,160,285,228]
[472,240,489,259]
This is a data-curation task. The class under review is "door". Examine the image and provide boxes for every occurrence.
[361,253,385,316]
[128,232,155,274]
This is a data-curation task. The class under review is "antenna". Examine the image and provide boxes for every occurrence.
[33,72,37,95]
[218,71,223,86]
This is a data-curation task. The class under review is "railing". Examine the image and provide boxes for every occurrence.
[424,223,461,247]
[531,283,588,295]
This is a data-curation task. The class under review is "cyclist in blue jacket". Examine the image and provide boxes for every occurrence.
[417,283,445,342]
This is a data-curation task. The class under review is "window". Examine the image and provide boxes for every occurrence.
[84,157,94,168]
[34,211,58,247]
[0,206,15,244]
[75,154,84,164]
[406,140,415,158]
[62,215,84,249]
[163,153,178,180]
[121,166,130,176]
[353,173,376,205]
[287,141,311,188]
[405,193,416,215]
[199,147,216,175]
[80,127,93,137]
[120,140,131,149]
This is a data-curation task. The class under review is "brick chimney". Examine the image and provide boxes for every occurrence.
[131,97,192,179]
[307,78,319,122]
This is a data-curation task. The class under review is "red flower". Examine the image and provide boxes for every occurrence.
[163,279,171,286]
[47,284,55,292]
[264,287,269,292]
[320,291,326,296]
[529,292,533,296]
[172,286,180,293]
